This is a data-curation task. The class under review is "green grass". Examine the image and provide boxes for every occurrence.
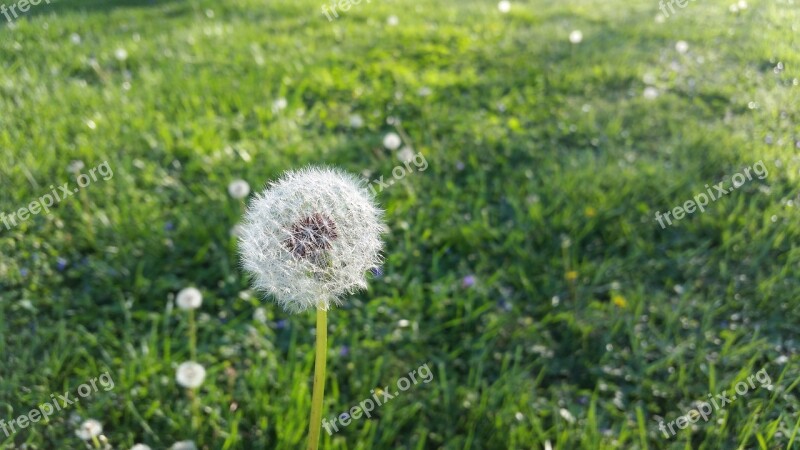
[0,0,799,448]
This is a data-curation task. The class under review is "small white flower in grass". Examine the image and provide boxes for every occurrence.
[738,0,747,8]
[70,33,81,44]
[238,166,385,313]
[349,114,364,128]
[398,146,415,162]
[170,441,198,450]
[655,14,665,23]
[131,445,152,450]
[383,132,402,150]
[67,160,85,173]
[498,1,511,13]
[387,15,399,26]
[643,86,659,100]
[115,48,128,61]
[176,287,203,310]
[176,361,206,389]
[254,307,267,324]
[272,97,287,113]
[75,419,103,440]
[417,86,432,97]
[569,30,583,44]
[559,408,576,423]
[515,412,524,421]
[228,179,251,199]
[675,40,689,54]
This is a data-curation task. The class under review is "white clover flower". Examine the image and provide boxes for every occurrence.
[75,419,103,440]
[176,361,206,389]
[675,40,689,54]
[569,30,583,44]
[170,441,198,450]
[228,179,251,199]
[498,0,511,13]
[131,445,153,450]
[175,287,203,310]
[383,132,402,150]
[238,166,385,313]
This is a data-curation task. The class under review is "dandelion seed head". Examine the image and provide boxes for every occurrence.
[643,86,659,100]
[228,179,251,199]
[75,419,103,440]
[272,97,287,113]
[114,48,128,61]
[569,30,583,44]
[176,361,206,389]
[170,441,198,450]
[383,132,402,150]
[239,166,386,313]
[176,287,203,310]
[349,114,364,128]
[68,160,85,173]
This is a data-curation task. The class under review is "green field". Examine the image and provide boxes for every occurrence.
[0,0,799,448]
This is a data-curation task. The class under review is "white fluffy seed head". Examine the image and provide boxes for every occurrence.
[238,166,386,313]
[170,441,198,450]
[131,445,152,450]
[228,179,251,199]
[176,361,206,389]
[383,132,402,150]
[75,419,103,440]
[175,287,203,310]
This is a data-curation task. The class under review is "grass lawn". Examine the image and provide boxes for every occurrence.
[0,0,799,448]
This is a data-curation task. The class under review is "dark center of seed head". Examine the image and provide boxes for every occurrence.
[284,212,339,260]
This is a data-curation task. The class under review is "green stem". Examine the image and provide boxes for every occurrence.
[190,387,200,432]
[307,307,327,450]
[189,309,196,361]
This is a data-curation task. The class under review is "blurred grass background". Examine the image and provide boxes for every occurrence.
[0,0,799,448]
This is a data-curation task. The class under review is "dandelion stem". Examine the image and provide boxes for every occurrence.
[307,307,327,450]
[189,309,196,361]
